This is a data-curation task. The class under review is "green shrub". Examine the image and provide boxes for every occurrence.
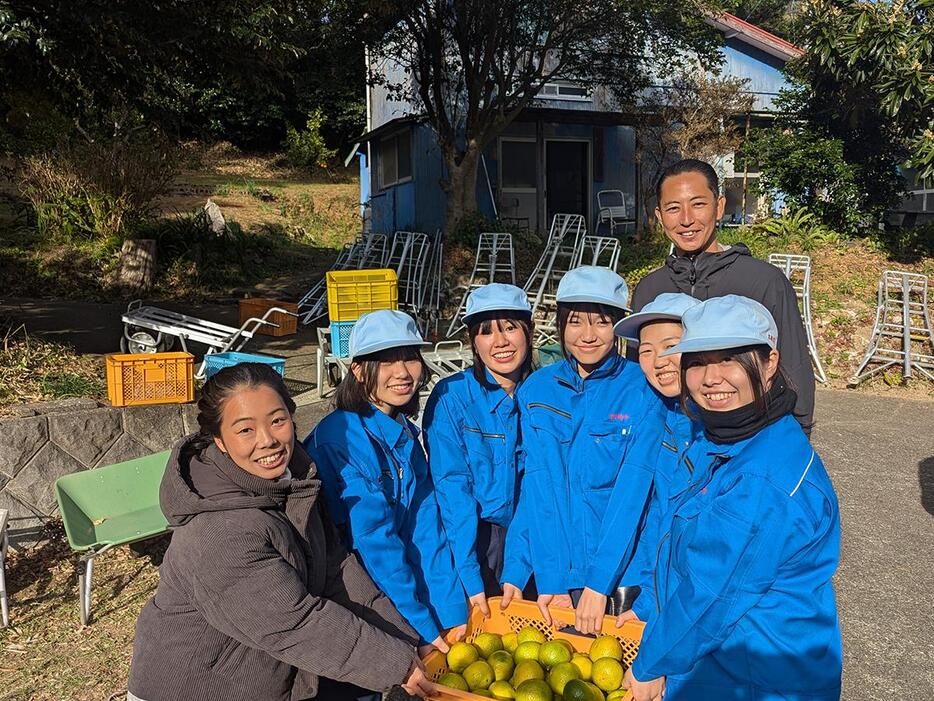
[284,109,337,170]
[17,131,177,241]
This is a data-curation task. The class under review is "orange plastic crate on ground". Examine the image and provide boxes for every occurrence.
[422,597,642,700]
[326,268,398,322]
[238,298,299,337]
[106,353,195,407]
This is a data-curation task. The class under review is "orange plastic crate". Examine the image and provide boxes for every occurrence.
[422,597,642,700]
[106,353,195,407]
[326,268,398,322]
[238,298,298,337]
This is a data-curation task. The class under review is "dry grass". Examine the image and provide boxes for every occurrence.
[0,524,166,701]
[0,321,105,414]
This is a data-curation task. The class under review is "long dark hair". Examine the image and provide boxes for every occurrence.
[467,312,535,388]
[556,302,625,359]
[679,344,790,417]
[185,362,296,454]
[335,345,431,417]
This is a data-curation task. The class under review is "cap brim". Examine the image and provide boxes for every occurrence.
[557,295,631,312]
[462,306,533,325]
[351,339,432,360]
[660,336,775,356]
[613,311,682,341]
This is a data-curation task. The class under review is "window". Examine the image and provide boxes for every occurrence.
[539,82,591,101]
[378,130,412,189]
[501,140,537,190]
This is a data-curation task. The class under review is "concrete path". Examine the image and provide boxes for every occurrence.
[811,390,934,700]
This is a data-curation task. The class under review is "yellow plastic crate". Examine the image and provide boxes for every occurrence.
[422,597,642,700]
[326,268,398,322]
[106,353,195,407]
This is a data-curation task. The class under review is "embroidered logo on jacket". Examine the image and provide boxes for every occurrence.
[608,413,630,421]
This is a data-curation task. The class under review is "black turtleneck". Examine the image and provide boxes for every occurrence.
[696,374,797,445]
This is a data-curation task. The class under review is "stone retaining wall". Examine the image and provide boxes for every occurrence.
[0,398,198,548]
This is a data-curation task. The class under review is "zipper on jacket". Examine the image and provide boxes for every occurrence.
[463,426,506,440]
[689,256,697,296]
[661,440,679,454]
[683,454,694,474]
[526,402,572,419]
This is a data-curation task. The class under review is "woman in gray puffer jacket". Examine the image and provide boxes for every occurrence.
[128,363,431,701]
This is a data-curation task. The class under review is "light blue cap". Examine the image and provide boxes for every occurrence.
[348,309,430,360]
[556,266,630,312]
[661,295,778,356]
[463,283,532,325]
[614,292,699,341]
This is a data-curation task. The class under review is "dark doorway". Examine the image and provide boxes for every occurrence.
[546,140,589,224]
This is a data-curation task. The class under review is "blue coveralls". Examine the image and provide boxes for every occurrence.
[305,406,468,644]
[501,351,661,595]
[632,414,842,700]
[620,398,699,621]
[422,368,520,598]
[584,394,695,604]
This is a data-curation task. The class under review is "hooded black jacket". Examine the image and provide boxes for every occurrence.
[631,243,815,432]
[128,435,419,701]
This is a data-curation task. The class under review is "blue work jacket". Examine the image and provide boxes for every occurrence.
[304,406,468,644]
[584,394,692,597]
[632,414,842,700]
[501,351,660,594]
[624,399,699,620]
[422,368,520,597]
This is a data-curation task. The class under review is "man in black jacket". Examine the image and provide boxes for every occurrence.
[632,159,816,432]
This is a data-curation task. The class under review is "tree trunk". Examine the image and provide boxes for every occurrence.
[444,146,482,234]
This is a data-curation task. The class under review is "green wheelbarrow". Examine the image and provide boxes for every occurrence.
[54,451,171,625]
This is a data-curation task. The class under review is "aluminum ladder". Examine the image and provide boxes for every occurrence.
[768,253,827,384]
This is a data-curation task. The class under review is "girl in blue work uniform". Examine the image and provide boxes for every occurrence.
[501,266,662,623]
[626,295,841,701]
[423,284,534,617]
[573,292,701,634]
[304,310,468,656]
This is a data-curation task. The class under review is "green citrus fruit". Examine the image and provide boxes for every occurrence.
[490,680,517,699]
[464,660,495,690]
[570,654,593,681]
[539,640,574,669]
[515,641,542,663]
[547,661,581,695]
[511,659,546,687]
[518,625,547,644]
[475,632,505,658]
[591,658,624,692]
[447,641,481,673]
[438,672,469,691]
[588,635,623,662]
[516,678,554,701]
[489,650,516,681]
[502,632,520,654]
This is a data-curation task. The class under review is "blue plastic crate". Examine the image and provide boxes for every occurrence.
[330,321,355,358]
[203,351,286,380]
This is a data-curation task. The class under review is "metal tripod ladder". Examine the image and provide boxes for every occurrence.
[524,214,586,345]
[574,235,621,271]
[387,231,432,318]
[446,232,517,337]
[768,253,827,384]
[850,270,934,385]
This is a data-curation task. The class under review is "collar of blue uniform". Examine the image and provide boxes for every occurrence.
[556,349,622,389]
[480,367,515,413]
[361,403,418,449]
